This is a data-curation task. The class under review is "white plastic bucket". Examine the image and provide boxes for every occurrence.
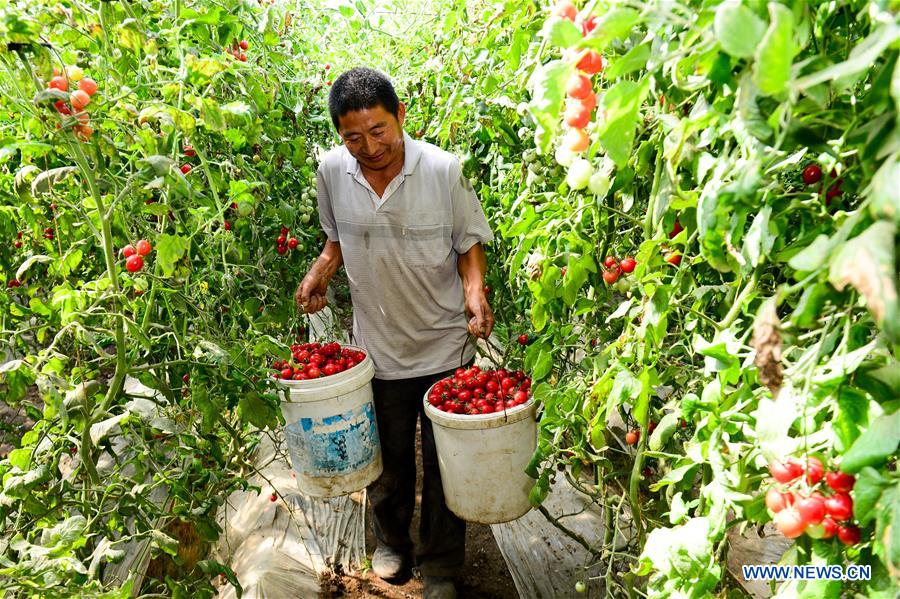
[423,386,538,524]
[276,347,382,498]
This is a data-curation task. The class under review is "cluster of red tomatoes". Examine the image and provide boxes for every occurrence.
[180,143,196,176]
[427,366,532,415]
[272,342,366,380]
[48,65,98,141]
[120,239,153,273]
[801,163,844,205]
[601,255,636,284]
[226,39,250,62]
[765,456,861,546]
[275,226,300,255]
[552,2,604,154]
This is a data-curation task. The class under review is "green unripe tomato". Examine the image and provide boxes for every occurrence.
[237,200,254,217]
[566,158,592,190]
[555,145,575,167]
[309,188,317,198]
[300,213,310,224]
[588,172,611,196]
[305,157,315,167]
[575,581,586,593]
[805,523,826,539]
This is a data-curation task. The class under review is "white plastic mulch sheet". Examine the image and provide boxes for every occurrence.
[490,476,632,598]
[213,430,367,599]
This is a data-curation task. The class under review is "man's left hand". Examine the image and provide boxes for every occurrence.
[465,288,494,339]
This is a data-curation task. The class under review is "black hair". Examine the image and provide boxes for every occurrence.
[328,67,400,130]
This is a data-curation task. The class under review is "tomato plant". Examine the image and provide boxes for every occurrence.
[1,0,898,597]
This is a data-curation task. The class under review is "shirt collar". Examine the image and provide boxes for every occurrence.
[342,131,422,177]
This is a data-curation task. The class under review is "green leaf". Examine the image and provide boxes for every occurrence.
[528,60,571,155]
[532,348,553,381]
[580,9,640,51]
[790,282,831,329]
[744,206,774,267]
[608,369,641,417]
[531,301,548,332]
[869,157,900,225]
[543,17,581,49]
[201,98,226,131]
[888,487,900,575]
[853,467,889,526]
[40,515,87,549]
[150,529,178,557]
[649,413,679,451]
[15,254,52,280]
[155,234,191,277]
[788,234,834,272]
[605,43,650,80]
[54,248,83,278]
[714,2,767,59]
[198,560,243,598]
[753,3,796,96]
[840,411,900,473]
[596,78,650,168]
[222,101,253,122]
[237,392,278,429]
[794,22,900,92]
[186,55,227,82]
[28,297,51,318]
[828,221,899,343]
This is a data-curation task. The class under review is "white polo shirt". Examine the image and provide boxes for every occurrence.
[316,132,493,380]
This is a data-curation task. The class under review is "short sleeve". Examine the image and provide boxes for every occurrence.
[316,168,339,242]
[448,159,493,254]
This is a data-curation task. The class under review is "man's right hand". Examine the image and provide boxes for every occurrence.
[295,270,329,314]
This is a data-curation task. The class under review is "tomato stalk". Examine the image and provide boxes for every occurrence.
[627,425,647,550]
[718,271,759,330]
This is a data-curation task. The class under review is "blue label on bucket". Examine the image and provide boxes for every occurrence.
[285,402,379,477]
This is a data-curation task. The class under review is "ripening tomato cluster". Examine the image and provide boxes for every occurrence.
[601,255,637,285]
[662,219,683,266]
[427,366,532,415]
[801,163,844,206]
[120,239,153,273]
[272,342,366,380]
[6,278,21,288]
[275,226,300,255]
[226,39,250,62]
[553,2,604,156]
[179,143,196,176]
[48,65,98,141]
[764,456,861,546]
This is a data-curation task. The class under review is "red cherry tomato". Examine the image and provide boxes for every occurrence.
[774,508,806,539]
[125,254,144,272]
[825,471,856,493]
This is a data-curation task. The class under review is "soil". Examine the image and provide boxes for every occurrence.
[319,421,520,599]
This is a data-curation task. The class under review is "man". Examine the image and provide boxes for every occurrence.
[294,67,494,599]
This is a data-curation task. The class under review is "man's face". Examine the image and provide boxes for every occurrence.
[337,103,406,172]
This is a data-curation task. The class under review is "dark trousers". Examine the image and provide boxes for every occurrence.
[367,365,467,577]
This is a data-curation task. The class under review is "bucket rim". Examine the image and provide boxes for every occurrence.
[422,382,537,429]
[272,344,374,393]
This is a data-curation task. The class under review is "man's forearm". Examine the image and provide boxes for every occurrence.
[314,240,344,283]
[457,242,487,294]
